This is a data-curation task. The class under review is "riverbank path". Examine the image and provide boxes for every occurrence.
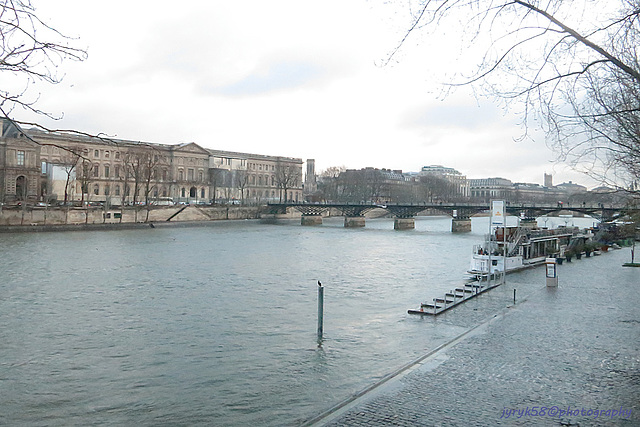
[306,248,639,426]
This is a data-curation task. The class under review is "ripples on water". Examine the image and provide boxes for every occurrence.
[0,216,598,425]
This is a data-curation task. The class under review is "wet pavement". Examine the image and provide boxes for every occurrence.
[307,248,640,426]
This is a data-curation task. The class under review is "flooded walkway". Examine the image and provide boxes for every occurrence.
[309,248,640,426]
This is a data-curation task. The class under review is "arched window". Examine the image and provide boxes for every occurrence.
[115,185,121,196]
[104,185,110,196]
[93,184,100,195]
[201,188,205,198]
[181,187,186,197]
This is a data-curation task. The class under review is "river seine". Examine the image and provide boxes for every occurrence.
[0,215,600,426]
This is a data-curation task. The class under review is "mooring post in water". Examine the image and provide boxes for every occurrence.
[317,281,324,340]
[513,288,516,304]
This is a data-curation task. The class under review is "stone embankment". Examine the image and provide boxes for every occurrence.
[0,205,273,232]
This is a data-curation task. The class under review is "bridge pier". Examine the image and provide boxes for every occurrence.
[451,218,471,232]
[301,215,323,226]
[394,218,415,230]
[344,216,366,228]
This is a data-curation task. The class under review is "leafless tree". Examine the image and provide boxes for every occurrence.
[334,168,388,203]
[122,147,164,222]
[393,0,640,192]
[1,1,86,120]
[275,160,301,202]
[209,168,225,204]
[76,158,92,205]
[58,146,83,205]
[418,174,456,203]
[318,166,346,202]
[235,170,249,204]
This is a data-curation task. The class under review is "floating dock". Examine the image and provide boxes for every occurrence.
[408,278,502,316]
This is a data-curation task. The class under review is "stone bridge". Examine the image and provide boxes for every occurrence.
[262,202,636,232]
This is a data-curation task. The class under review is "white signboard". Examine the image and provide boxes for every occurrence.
[491,200,505,225]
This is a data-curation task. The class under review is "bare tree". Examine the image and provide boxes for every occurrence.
[1,1,86,122]
[58,146,83,205]
[318,166,346,202]
[235,170,249,204]
[275,159,301,202]
[76,158,92,205]
[209,168,225,204]
[393,0,640,192]
[122,147,164,222]
[418,174,457,203]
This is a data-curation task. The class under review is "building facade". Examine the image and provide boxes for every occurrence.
[1,120,41,202]
[469,177,513,200]
[0,119,303,205]
[419,165,470,198]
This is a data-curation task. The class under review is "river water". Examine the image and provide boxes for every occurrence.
[0,215,602,426]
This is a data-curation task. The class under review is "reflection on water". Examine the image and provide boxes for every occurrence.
[0,215,599,425]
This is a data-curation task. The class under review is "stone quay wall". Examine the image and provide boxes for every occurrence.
[0,206,262,231]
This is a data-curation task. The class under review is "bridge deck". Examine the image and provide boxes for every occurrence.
[266,202,633,222]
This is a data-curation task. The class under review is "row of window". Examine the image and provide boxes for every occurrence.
[89,184,207,200]
[249,162,276,172]
[250,174,277,186]
[93,149,121,160]
[82,164,206,182]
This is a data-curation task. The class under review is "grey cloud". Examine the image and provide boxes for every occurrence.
[207,60,326,97]
[402,102,515,130]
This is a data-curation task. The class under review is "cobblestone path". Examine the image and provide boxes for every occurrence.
[310,249,640,426]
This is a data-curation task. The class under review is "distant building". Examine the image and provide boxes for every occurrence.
[544,173,553,188]
[555,181,587,194]
[419,165,469,198]
[469,177,513,200]
[304,159,317,195]
[0,118,303,205]
[512,182,563,203]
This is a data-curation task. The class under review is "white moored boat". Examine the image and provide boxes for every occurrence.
[468,225,589,279]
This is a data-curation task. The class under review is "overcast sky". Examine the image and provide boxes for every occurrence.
[19,1,597,188]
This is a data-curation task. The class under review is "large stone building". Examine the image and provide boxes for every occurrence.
[419,165,470,198]
[469,177,513,200]
[0,119,303,205]
[0,120,41,202]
